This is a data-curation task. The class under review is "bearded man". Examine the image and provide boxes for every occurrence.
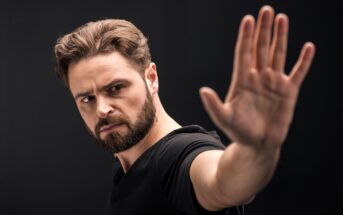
[54,5,315,215]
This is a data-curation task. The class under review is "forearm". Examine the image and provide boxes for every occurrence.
[215,142,281,205]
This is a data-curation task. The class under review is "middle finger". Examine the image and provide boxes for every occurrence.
[253,6,274,71]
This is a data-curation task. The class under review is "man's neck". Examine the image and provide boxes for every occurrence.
[115,100,180,173]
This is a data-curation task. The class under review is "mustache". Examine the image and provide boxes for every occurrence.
[95,116,129,136]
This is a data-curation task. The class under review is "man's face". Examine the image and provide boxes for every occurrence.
[68,52,155,153]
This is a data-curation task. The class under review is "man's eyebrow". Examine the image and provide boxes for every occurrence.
[73,79,130,100]
[100,79,129,92]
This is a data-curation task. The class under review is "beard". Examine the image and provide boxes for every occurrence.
[88,92,156,153]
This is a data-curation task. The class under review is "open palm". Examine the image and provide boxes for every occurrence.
[200,6,315,149]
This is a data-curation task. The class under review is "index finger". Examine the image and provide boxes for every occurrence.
[233,15,255,77]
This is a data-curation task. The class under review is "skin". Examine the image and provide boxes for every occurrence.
[68,51,180,171]
[68,5,315,212]
[191,5,315,210]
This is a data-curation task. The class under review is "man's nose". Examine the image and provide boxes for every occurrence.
[96,97,114,118]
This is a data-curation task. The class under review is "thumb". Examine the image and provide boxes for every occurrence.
[199,87,226,127]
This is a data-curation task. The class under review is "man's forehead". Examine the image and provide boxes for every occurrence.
[68,53,142,92]
[69,52,134,76]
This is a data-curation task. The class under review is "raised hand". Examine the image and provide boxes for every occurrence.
[199,6,315,150]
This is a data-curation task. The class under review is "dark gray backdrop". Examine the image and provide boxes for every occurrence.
[1,0,342,215]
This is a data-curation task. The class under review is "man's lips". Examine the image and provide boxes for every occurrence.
[100,123,123,133]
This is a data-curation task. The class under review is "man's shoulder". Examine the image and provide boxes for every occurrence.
[163,125,224,147]
[153,125,226,162]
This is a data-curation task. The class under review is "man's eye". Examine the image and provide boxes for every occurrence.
[109,84,124,94]
[81,96,95,103]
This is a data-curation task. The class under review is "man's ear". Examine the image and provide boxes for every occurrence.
[145,63,159,94]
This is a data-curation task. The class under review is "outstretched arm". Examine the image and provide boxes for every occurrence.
[190,5,315,211]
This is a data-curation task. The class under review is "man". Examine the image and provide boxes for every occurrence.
[54,5,315,215]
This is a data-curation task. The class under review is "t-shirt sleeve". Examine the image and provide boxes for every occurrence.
[156,131,230,215]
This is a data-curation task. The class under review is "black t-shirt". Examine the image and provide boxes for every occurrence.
[104,125,244,215]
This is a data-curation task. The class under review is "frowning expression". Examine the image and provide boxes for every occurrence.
[68,51,155,152]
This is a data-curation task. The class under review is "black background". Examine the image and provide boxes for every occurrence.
[0,0,342,214]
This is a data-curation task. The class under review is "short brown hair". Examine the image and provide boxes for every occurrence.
[54,19,151,87]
